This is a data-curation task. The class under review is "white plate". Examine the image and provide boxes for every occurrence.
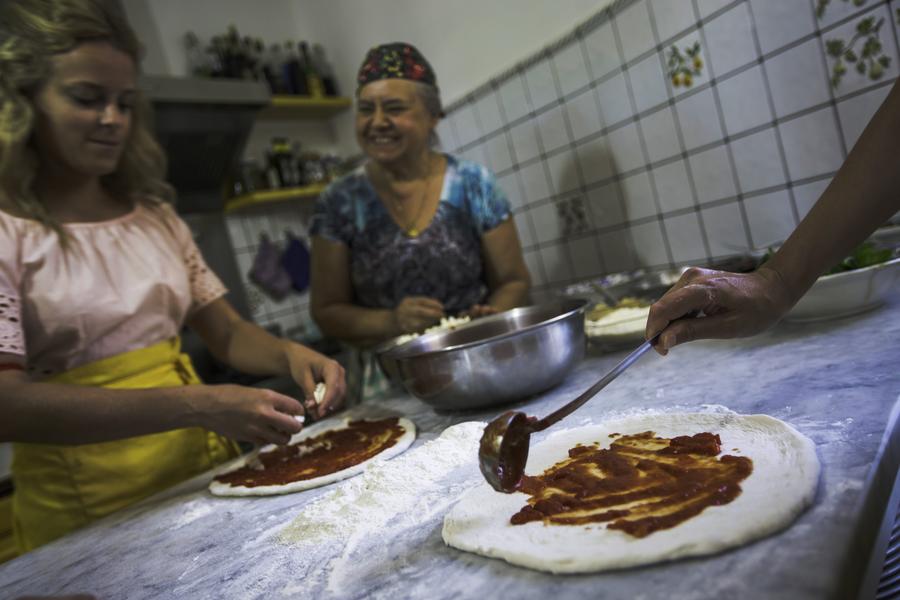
[785,256,900,322]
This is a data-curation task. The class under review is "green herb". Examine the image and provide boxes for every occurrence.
[758,242,892,275]
[825,242,893,274]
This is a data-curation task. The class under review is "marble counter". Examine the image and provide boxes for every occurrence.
[2,294,900,600]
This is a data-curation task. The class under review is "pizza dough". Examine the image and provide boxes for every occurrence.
[442,412,819,573]
[209,416,416,497]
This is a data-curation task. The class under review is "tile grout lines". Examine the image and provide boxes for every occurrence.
[648,0,713,264]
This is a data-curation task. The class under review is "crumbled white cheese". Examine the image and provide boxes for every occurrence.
[394,315,472,345]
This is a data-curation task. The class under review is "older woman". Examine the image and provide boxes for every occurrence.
[310,42,531,400]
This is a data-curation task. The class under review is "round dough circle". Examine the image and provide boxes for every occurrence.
[442,412,818,573]
[209,416,416,497]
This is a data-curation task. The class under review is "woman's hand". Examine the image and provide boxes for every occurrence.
[645,266,793,355]
[464,304,498,319]
[284,343,346,419]
[392,296,444,334]
[185,384,306,446]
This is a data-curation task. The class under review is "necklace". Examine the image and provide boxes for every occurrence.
[398,176,430,237]
[383,155,433,238]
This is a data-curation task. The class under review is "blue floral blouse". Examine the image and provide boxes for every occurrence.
[310,154,511,315]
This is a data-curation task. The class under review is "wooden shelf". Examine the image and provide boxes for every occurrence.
[224,184,327,213]
[258,95,352,119]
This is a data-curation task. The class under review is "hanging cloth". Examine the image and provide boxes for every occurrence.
[248,233,292,300]
[280,231,311,293]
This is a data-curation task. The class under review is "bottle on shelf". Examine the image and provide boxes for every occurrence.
[223,24,243,78]
[252,39,272,90]
[206,35,225,77]
[265,43,285,93]
[298,41,325,98]
[291,141,307,188]
[184,31,210,77]
[264,158,282,190]
[300,150,326,184]
[282,41,308,95]
[241,36,259,80]
[265,144,283,190]
[312,44,339,96]
[228,159,262,198]
[268,138,301,188]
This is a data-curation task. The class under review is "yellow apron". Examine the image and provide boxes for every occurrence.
[10,337,239,553]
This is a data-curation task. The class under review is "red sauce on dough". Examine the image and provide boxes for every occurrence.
[510,430,753,538]
[214,417,406,487]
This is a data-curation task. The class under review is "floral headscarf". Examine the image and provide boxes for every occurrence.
[357,42,438,90]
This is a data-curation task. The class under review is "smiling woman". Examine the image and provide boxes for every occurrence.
[0,0,171,233]
[31,41,137,215]
[0,0,346,561]
[309,42,532,402]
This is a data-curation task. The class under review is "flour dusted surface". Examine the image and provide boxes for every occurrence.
[278,421,484,594]
[281,421,483,545]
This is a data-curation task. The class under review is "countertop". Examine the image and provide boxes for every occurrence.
[2,294,900,600]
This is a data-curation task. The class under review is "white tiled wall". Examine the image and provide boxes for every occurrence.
[227,0,900,329]
[438,0,900,297]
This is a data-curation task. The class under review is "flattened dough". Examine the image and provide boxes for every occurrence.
[442,412,818,573]
[209,416,416,497]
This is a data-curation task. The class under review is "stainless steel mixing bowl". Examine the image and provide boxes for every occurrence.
[382,299,588,410]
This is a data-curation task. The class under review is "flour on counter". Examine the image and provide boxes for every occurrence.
[168,497,216,529]
[280,421,482,546]
[278,421,484,594]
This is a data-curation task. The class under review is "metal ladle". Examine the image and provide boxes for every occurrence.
[478,334,659,492]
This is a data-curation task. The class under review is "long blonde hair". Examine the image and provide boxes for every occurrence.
[0,0,173,237]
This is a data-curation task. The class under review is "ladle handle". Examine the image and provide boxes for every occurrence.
[533,335,659,432]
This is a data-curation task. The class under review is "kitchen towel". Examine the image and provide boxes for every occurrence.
[281,231,311,293]
[248,233,292,300]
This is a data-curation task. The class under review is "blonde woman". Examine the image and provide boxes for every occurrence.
[0,0,346,555]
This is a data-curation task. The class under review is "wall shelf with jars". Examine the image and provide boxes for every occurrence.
[225,137,341,213]
[258,95,352,119]
[186,25,350,120]
[224,184,327,213]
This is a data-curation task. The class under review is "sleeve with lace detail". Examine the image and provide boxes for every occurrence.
[156,203,228,317]
[0,212,25,357]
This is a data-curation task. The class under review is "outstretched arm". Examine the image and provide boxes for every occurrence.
[646,79,900,354]
[0,355,305,446]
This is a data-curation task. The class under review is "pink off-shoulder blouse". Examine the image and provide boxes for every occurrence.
[0,201,226,378]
